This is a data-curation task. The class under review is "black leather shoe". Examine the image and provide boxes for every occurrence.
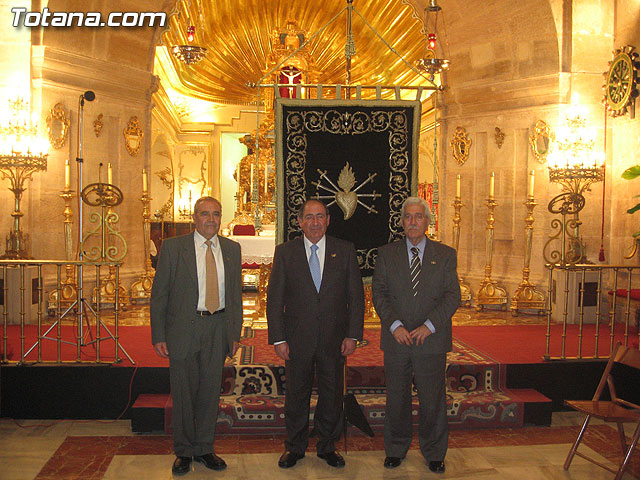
[172,456,192,476]
[317,451,345,467]
[384,456,402,468]
[428,460,445,473]
[278,450,304,468]
[194,453,226,471]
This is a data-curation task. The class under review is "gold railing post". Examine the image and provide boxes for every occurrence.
[610,268,619,355]
[2,265,7,363]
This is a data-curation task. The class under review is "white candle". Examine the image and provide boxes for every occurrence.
[264,163,268,196]
[64,159,70,190]
[250,164,254,195]
[489,172,495,199]
[108,162,113,185]
[142,168,148,193]
[456,174,461,198]
[528,170,535,198]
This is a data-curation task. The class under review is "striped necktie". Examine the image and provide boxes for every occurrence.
[410,247,421,297]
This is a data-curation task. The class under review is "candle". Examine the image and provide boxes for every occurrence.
[64,159,70,190]
[250,164,254,195]
[528,170,535,198]
[456,174,461,198]
[108,162,113,185]
[142,168,148,193]
[489,172,495,199]
[264,163,268,196]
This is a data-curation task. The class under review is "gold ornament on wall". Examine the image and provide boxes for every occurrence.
[93,113,104,137]
[529,120,554,164]
[46,103,70,150]
[450,127,471,166]
[494,127,505,149]
[603,45,639,118]
[123,116,143,156]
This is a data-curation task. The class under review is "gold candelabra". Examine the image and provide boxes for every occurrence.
[451,178,471,306]
[475,174,508,311]
[0,98,48,259]
[544,104,604,265]
[48,160,78,312]
[130,170,154,302]
[511,177,546,315]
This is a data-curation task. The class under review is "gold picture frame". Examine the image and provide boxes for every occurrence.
[46,103,70,150]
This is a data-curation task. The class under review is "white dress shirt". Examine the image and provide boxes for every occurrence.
[194,230,225,311]
[303,234,326,278]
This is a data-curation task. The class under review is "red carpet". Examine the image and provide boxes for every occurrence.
[2,323,636,366]
[453,324,638,363]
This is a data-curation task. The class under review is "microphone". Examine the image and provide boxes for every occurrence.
[83,90,95,102]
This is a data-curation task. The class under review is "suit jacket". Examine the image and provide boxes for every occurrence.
[266,235,364,355]
[372,237,460,354]
[150,232,243,359]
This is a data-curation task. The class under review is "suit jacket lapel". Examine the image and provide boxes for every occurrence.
[181,232,198,289]
[295,237,318,295]
[219,236,232,295]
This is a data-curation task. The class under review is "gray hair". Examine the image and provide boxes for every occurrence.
[193,196,222,215]
[401,196,431,223]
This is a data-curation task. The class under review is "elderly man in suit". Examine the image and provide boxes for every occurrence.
[267,198,364,469]
[373,196,460,474]
[151,196,242,476]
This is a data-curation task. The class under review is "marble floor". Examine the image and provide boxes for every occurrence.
[1,413,638,480]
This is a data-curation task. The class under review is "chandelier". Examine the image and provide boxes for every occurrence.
[415,0,450,80]
[548,103,604,196]
[171,21,207,65]
[0,97,48,259]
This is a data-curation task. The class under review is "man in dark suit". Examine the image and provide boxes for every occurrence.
[373,196,460,474]
[151,196,242,476]
[267,198,364,469]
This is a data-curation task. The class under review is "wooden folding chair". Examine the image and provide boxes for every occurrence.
[564,342,640,480]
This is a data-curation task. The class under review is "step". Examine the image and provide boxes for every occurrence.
[131,386,551,434]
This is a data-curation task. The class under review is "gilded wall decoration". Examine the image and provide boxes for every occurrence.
[494,127,505,149]
[93,114,103,137]
[123,116,144,156]
[46,103,70,150]
[450,127,471,165]
[529,120,554,164]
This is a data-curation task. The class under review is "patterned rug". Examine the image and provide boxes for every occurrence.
[237,327,496,367]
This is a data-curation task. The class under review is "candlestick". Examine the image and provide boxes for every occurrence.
[456,174,461,198]
[108,162,113,185]
[528,170,535,198]
[489,172,495,198]
[64,159,71,190]
[250,164,254,196]
[142,168,148,193]
[264,163,268,196]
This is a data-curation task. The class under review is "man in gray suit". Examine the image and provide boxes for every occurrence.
[151,196,242,476]
[267,199,364,469]
[373,196,460,474]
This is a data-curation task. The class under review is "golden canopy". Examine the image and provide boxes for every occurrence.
[159,0,434,105]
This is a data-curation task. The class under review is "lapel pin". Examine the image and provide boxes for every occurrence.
[431,260,436,264]
[331,253,337,258]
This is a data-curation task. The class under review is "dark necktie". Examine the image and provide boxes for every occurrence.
[410,247,421,297]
